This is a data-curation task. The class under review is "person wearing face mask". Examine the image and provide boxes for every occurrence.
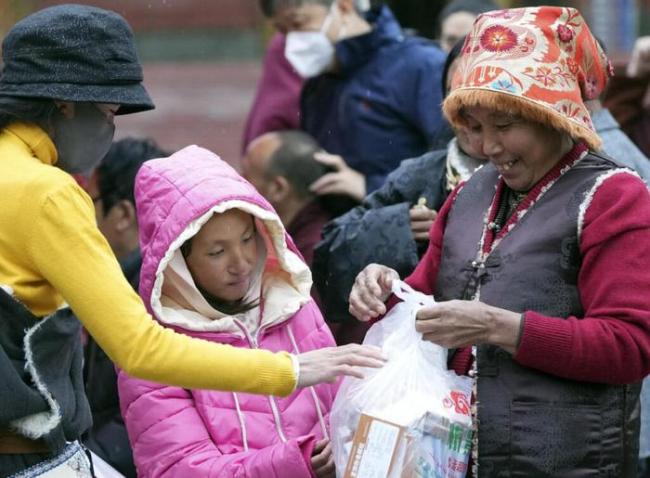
[260,0,447,197]
[0,5,385,477]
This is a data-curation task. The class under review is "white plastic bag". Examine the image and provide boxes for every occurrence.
[331,281,473,478]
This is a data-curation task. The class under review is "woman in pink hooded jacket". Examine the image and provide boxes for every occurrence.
[118,145,338,477]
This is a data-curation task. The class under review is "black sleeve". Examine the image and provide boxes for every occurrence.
[312,150,449,323]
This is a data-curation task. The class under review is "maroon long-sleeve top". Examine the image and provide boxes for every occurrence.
[398,166,650,385]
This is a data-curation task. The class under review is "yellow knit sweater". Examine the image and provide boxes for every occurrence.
[0,123,296,395]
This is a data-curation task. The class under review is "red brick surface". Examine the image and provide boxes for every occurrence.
[115,62,261,171]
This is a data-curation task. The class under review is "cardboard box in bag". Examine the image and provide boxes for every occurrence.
[343,411,472,478]
[343,414,412,478]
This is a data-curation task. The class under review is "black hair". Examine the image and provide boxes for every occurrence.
[266,130,332,198]
[265,130,359,215]
[439,0,497,24]
[442,35,467,98]
[0,96,57,131]
[96,137,169,216]
[180,226,260,316]
[197,284,260,316]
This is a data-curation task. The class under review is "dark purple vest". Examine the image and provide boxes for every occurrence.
[436,154,640,477]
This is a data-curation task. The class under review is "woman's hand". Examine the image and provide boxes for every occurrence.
[415,300,522,354]
[297,344,386,388]
[348,264,400,322]
[311,439,335,478]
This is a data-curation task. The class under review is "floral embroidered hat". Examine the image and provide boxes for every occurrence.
[442,6,611,150]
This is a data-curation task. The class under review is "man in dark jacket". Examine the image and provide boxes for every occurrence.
[83,138,167,478]
[260,0,447,196]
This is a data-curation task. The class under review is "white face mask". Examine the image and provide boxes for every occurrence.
[285,6,338,78]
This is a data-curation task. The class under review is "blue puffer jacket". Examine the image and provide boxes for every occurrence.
[301,6,447,193]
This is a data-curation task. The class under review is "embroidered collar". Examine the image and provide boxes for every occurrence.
[480,142,588,258]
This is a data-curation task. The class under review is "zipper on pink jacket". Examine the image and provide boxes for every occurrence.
[286,324,329,441]
[232,314,289,444]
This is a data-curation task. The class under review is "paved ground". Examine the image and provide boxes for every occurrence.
[115,62,261,171]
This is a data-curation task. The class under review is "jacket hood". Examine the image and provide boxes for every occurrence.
[135,145,311,335]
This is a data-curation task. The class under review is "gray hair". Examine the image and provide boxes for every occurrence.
[259,0,371,18]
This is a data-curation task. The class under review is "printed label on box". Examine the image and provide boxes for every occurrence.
[344,414,407,478]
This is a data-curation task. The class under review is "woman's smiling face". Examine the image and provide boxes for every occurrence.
[461,105,572,191]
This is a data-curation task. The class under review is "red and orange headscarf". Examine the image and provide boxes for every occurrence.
[443,6,612,150]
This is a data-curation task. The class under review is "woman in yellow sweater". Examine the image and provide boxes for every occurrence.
[0,5,383,477]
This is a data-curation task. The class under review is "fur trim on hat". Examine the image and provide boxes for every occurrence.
[443,88,602,150]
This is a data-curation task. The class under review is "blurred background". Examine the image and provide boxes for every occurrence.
[0,0,648,169]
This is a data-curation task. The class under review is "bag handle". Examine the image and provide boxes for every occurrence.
[391,280,435,308]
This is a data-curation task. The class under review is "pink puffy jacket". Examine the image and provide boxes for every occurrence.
[118,146,338,477]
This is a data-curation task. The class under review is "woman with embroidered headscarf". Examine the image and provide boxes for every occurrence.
[349,6,650,476]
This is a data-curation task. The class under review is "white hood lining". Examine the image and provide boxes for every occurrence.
[150,200,312,333]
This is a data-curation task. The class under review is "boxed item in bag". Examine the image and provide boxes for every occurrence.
[343,414,408,478]
[410,410,472,477]
[331,281,473,478]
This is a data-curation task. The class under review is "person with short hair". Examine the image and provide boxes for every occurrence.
[244,130,353,266]
[260,0,447,196]
[89,138,168,267]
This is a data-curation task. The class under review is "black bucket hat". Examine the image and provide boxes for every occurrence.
[0,4,154,115]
